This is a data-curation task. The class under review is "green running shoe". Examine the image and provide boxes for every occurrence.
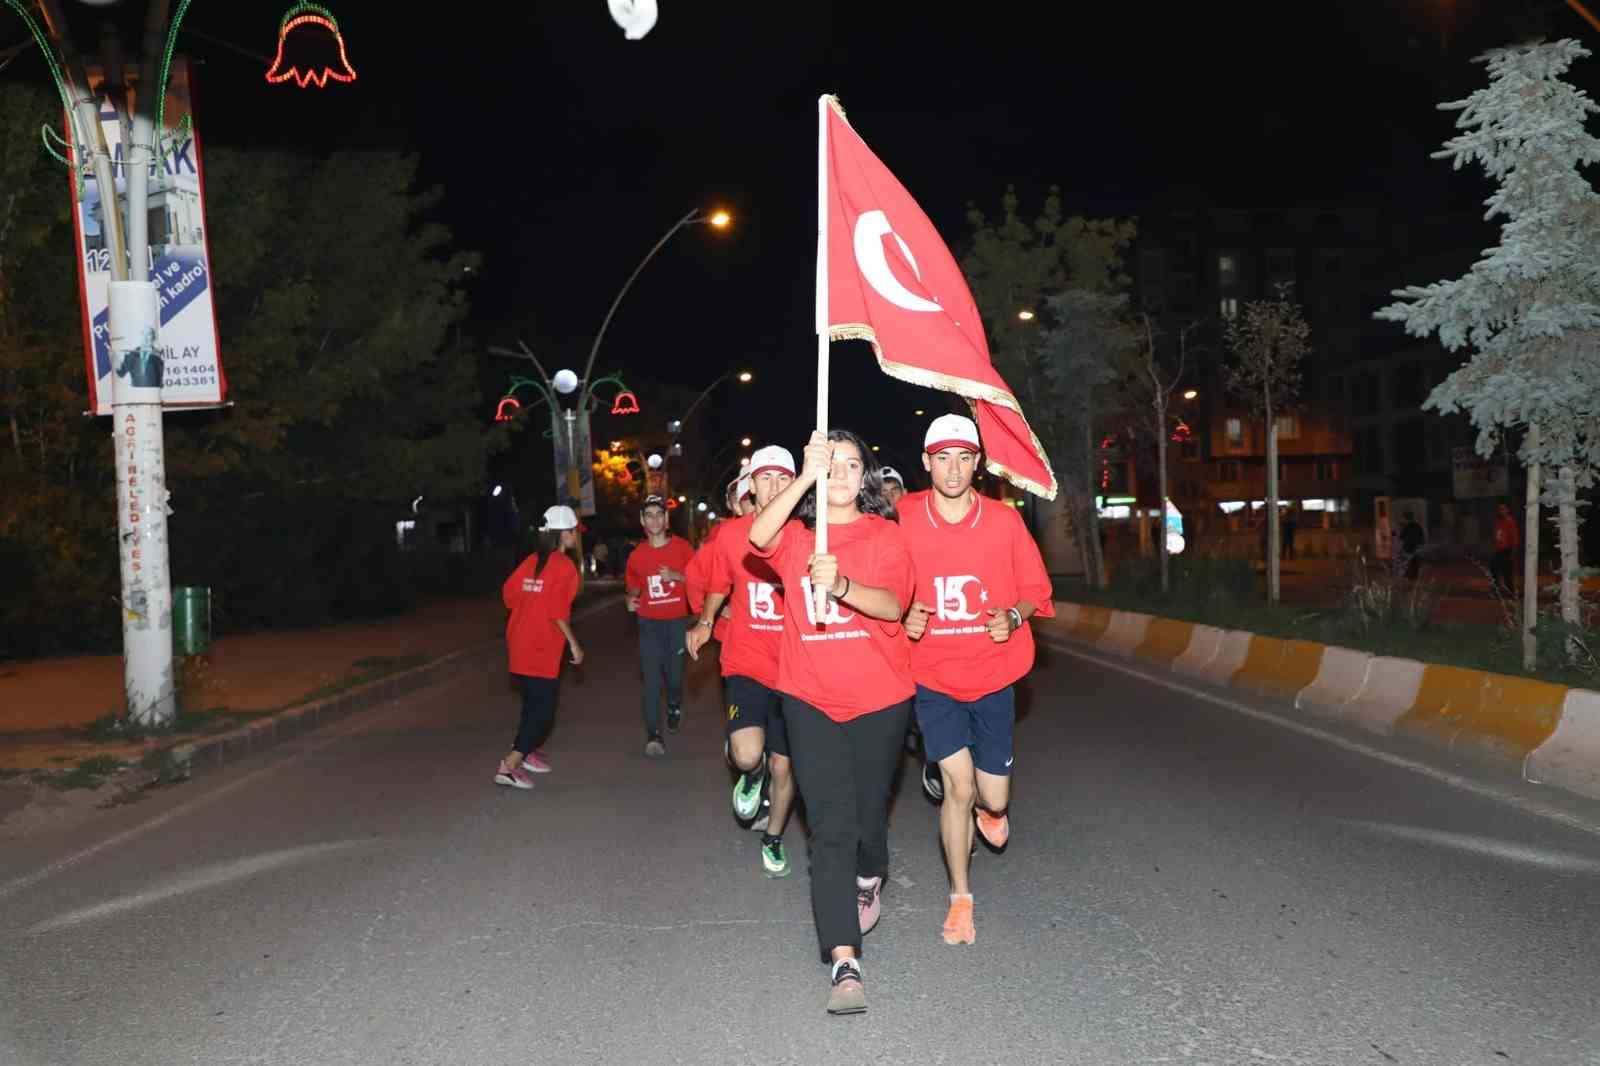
[761,836,790,878]
[731,756,766,820]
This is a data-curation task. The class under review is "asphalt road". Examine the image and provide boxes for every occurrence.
[4,604,1600,1066]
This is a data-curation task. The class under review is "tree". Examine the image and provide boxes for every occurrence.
[961,187,1136,585]
[1121,316,1199,594]
[1224,287,1309,606]
[1375,39,1600,669]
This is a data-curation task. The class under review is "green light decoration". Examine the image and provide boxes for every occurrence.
[492,373,637,427]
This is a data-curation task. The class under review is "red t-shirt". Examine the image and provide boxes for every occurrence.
[503,550,579,678]
[697,512,785,688]
[896,490,1055,702]
[625,535,695,619]
[756,515,915,721]
[686,521,734,643]
[1495,515,1520,552]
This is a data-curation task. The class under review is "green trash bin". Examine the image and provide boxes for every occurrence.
[173,586,211,655]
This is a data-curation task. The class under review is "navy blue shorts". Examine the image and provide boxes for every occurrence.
[724,674,789,757]
[914,684,1015,776]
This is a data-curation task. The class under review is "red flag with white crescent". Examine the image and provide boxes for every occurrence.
[820,95,1057,499]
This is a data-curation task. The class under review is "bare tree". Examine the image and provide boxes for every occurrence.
[1123,315,1199,594]
[1224,286,1309,606]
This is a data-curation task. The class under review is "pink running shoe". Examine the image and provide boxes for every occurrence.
[856,875,883,935]
[494,764,535,790]
[521,750,552,773]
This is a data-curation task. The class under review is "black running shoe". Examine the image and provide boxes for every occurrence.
[922,761,943,803]
[666,705,682,734]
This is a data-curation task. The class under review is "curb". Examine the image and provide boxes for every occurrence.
[155,640,501,781]
[1045,600,1600,805]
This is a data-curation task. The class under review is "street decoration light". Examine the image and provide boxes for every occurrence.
[611,391,640,415]
[265,2,358,89]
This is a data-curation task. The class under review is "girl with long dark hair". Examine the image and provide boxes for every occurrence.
[749,428,914,1015]
[496,505,585,789]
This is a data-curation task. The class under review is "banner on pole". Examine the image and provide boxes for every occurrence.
[68,56,226,416]
[550,408,598,517]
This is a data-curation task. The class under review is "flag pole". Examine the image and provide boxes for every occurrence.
[813,94,830,622]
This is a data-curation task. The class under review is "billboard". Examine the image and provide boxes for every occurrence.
[68,57,225,415]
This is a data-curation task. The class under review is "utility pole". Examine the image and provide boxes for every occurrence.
[34,0,179,725]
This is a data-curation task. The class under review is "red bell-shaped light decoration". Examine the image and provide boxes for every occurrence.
[610,391,641,416]
[266,3,358,89]
[493,397,521,422]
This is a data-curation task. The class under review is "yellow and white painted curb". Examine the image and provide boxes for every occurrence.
[1042,601,1600,804]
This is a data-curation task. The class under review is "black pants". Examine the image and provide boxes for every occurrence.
[783,695,911,955]
[513,675,558,753]
[1491,549,1516,594]
[637,617,686,735]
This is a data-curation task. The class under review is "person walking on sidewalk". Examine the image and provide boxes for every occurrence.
[1492,502,1520,596]
[687,446,799,878]
[899,414,1053,945]
[749,429,915,1016]
[625,495,695,756]
[495,506,585,790]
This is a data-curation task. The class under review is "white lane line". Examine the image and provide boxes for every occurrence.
[1336,820,1600,876]
[0,596,621,905]
[25,839,373,935]
[1040,636,1600,841]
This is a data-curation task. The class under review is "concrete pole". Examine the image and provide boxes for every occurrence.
[110,280,175,725]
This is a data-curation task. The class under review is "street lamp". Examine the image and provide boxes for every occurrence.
[1017,309,1036,321]
[740,436,752,447]
[1183,389,1199,400]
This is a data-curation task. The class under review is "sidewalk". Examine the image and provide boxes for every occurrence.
[0,591,527,774]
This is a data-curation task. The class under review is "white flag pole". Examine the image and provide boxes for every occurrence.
[813,94,830,623]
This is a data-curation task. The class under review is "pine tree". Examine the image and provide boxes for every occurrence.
[1375,39,1600,668]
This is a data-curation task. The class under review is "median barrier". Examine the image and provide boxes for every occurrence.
[1295,645,1373,722]
[1135,617,1197,666]
[1231,637,1326,700]
[1098,611,1151,657]
[1171,624,1225,679]
[1458,672,1566,765]
[1527,690,1600,800]
[1395,665,1492,750]
[1069,603,1112,643]
[1200,630,1254,687]
[1343,657,1427,736]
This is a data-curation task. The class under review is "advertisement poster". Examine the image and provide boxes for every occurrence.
[68,57,225,415]
[550,408,598,517]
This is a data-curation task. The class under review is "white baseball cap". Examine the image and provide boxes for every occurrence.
[747,445,796,478]
[924,413,981,454]
[539,505,579,531]
[879,466,904,486]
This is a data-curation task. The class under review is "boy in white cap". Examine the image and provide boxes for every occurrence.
[624,495,696,755]
[898,413,1054,945]
[686,445,800,876]
[880,467,906,507]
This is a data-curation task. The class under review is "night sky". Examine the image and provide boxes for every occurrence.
[37,0,1599,491]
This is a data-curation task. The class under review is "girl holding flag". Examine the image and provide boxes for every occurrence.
[748,428,914,1016]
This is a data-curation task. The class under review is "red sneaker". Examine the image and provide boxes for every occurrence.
[975,808,1010,849]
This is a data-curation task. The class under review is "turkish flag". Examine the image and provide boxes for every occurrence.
[821,96,1057,499]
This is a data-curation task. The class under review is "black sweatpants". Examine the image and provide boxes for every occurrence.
[783,695,911,956]
[513,675,558,754]
[637,616,686,736]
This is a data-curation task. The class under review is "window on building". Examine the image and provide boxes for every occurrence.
[1225,417,1245,447]
[1217,253,1239,289]
[1316,459,1339,481]
[1218,460,1241,482]
[1267,247,1295,284]
[1275,414,1299,439]
[1220,296,1239,320]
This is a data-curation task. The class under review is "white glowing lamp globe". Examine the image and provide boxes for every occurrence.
[1166,532,1186,555]
[608,0,658,39]
[647,454,663,470]
[552,369,579,395]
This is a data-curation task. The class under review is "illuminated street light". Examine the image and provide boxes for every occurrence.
[1017,310,1036,321]
[914,409,925,417]
[677,495,688,503]
[737,371,754,383]
[710,210,732,228]
[697,501,708,512]
[740,436,752,447]
[1183,389,1199,400]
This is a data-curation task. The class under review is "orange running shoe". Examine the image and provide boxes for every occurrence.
[941,895,975,945]
[975,807,1010,849]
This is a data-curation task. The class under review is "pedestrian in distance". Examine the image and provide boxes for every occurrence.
[1492,501,1520,596]
[1400,512,1426,582]
[749,428,916,1016]
[880,466,906,507]
[687,447,801,879]
[625,495,695,755]
[899,414,1053,945]
[496,505,585,790]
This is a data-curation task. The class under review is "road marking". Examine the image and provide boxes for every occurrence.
[0,597,622,905]
[1040,636,1600,840]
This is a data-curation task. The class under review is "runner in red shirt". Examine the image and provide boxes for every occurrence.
[900,414,1054,945]
[624,495,695,755]
[686,472,756,648]
[749,429,914,1016]
[686,446,798,877]
[495,505,585,790]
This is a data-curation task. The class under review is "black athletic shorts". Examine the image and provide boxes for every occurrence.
[723,674,789,757]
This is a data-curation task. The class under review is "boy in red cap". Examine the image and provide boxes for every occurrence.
[900,413,1054,946]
